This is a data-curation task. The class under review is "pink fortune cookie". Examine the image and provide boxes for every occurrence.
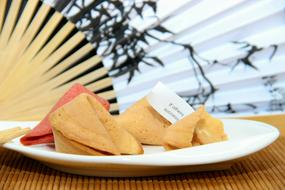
[20,83,110,145]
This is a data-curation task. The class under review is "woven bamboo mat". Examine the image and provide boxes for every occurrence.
[0,137,284,189]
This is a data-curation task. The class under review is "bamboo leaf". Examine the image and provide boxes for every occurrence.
[145,1,157,13]
[152,25,173,34]
[269,44,278,61]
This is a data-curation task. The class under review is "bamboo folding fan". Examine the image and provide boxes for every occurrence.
[101,0,284,126]
[0,0,284,126]
[0,0,118,120]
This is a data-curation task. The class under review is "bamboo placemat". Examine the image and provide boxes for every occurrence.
[0,134,284,190]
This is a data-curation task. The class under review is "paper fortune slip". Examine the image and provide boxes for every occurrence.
[146,82,194,124]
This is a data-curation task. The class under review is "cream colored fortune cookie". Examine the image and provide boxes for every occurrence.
[86,94,143,155]
[116,98,171,145]
[49,93,143,155]
[193,106,228,145]
[163,108,202,150]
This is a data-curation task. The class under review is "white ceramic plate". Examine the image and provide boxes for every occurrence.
[1,119,279,177]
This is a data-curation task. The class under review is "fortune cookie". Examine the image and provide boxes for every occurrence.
[116,98,171,145]
[21,83,110,146]
[49,93,143,155]
[52,128,106,155]
[86,94,143,155]
[192,106,228,145]
[163,108,202,150]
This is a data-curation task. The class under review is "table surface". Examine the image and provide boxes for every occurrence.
[0,128,284,190]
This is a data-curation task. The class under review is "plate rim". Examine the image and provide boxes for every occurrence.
[1,119,280,166]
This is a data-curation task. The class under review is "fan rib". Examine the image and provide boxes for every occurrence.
[8,0,40,44]
[0,88,117,120]
[97,91,116,100]
[0,22,76,100]
[0,22,79,100]
[20,12,64,67]
[0,102,120,121]
[37,32,86,75]
[43,44,94,80]
[18,3,51,53]
[48,56,102,86]
[0,0,8,33]
[86,78,113,92]
[0,1,119,119]
[0,67,109,115]
[2,0,40,76]
[0,0,22,49]
[67,67,108,86]
[29,56,103,91]
[0,3,51,82]
[109,103,119,113]
[36,22,75,63]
